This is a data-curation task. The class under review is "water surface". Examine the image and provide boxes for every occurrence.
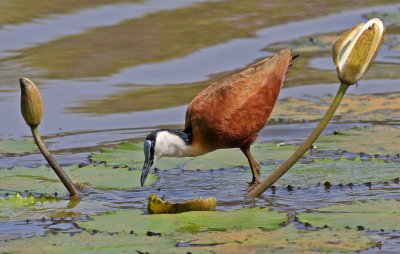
[0,1,399,250]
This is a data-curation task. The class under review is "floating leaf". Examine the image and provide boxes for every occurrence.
[0,225,375,253]
[315,125,400,155]
[0,197,110,222]
[392,43,400,52]
[272,93,400,123]
[0,192,69,221]
[0,164,157,195]
[298,199,400,230]
[268,33,336,52]
[0,231,177,254]
[80,207,287,235]
[176,225,374,253]
[0,139,37,156]
[365,11,400,26]
[0,193,36,207]
[0,167,66,195]
[262,160,399,187]
[67,164,157,190]
[90,142,143,168]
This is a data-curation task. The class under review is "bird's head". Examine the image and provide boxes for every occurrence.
[141,130,158,187]
[140,130,192,186]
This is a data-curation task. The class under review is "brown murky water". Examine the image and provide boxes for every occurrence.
[0,0,399,251]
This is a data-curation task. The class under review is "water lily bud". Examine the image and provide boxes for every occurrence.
[20,78,44,128]
[332,18,384,85]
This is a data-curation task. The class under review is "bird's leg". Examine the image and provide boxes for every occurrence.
[240,146,261,187]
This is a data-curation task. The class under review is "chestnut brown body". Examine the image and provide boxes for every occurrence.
[185,48,292,154]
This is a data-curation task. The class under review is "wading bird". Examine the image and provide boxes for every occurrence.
[141,48,295,189]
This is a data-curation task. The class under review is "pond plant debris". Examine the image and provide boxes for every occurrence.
[148,194,216,214]
[248,18,385,197]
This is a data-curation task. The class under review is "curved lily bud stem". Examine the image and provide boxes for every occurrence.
[31,127,81,200]
[247,82,349,197]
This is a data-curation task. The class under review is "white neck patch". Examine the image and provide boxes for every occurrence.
[154,131,190,159]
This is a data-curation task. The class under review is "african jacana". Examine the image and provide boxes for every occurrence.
[141,48,294,188]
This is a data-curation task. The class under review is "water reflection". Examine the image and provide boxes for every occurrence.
[95,4,400,85]
[0,0,209,58]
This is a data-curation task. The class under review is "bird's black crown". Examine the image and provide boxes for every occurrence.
[145,129,192,145]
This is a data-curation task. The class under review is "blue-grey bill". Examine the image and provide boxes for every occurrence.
[141,160,153,186]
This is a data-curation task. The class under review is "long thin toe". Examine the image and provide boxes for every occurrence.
[247,180,261,192]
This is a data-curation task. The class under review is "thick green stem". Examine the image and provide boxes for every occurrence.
[31,127,81,200]
[247,83,350,197]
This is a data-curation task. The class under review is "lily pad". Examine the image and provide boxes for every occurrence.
[298,199,400,230]
[0,231,176,254]
[262,160,399,187]
[272,93,400,123]
[268,33,336,52]
[0,192,58,205]
[0,225,375,254]
[315,125,400,155]
[67,164,158,190]
[0,192,92,222]
[90,142,143,168]
[0,164,157,195]
[176,225,374,253]
[91,141,296,170]
[0,139,37,156]
[0,167,66,195]
[365,11,400,26]
[79,207,287,235]
[0,197,111,222]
